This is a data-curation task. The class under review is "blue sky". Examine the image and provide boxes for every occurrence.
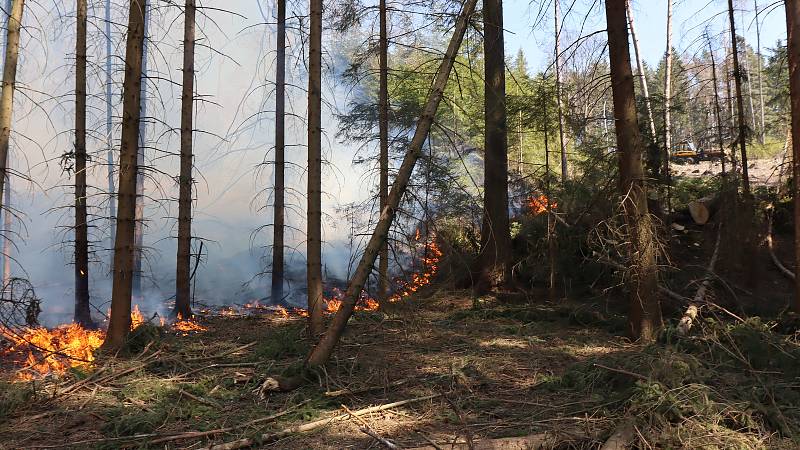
[503,0,788,72]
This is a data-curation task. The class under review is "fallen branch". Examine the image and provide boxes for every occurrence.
[766,206,795,280]
[343,404,402,449]
[186,341,256,362]
[679,224,723,336]
[405,432,577,450]
[593,363,647,381]
[199,394,442,450]
[325,377,411,397]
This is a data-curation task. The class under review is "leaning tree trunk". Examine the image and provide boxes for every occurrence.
[174,0,195,319]
[293,0,477,375]
[663,0,673,205]
[307,0,324,337]
[1,0,11,294]
[103,0,147,350]
[0,0,23,247]
[625,0,656,143]
[476,0,511,293]
[74,0,93,327]
[554,0,568,182]
[728,0,751,195]
[785,0,800,312]
[377,0,389,301]
[132,0,150,302]
[270,0,286,304]
[605,0,661,342]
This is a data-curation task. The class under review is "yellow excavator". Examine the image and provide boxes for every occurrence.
[669,141,699,164]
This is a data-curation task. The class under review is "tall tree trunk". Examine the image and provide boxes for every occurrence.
[271,0,286,304]
[0,0,23,252]
[74,0,93,327]
[554,0,568,182]
[103,0,147,350]
[477,0,511,292]
[1,0,11,294]
[307,0,324,337]
[728,0,751,195]
[740,28,758,136]
[663,0,673,204]
[377,0,389,301]
[709,38,727,175]
[625,0,656,143]
[542,81,556,298]
[605,0,661,342]
[755,0,765,144]
[785,0,800,312]
[133,0,149,302]
[725,43,739,173]
[295,0,477,374]
[174,0,195,319]
[105,0,116,251]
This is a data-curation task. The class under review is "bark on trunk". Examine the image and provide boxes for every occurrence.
[554,0,568,182]
[174,0,195,319]
[725,43,739,173]
[476,0,511,292]
[605,0,662,342]
[1,0,10,293]
[133,0,149,302]
[103,0,147,350]
[307,0,324,337]
[728,0,751,195]
[785,0,800,312]
[755,0,765,144]
[663,0,673,202]
[300,0,477,371]
[0,0,23,251]
[625,0,656,143]
[709,38,727,174]
[105,0,116,249]
[271,0,286,304]
[377,0,389,301]
[74,0,93,327]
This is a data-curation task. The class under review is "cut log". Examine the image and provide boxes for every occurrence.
[687,195,720,225]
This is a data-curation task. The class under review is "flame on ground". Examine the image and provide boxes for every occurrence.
[173,313,208,333]
[1,305,158,381]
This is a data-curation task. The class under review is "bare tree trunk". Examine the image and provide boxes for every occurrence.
[663,0,673,204]
[1,0,11,293]
[103,0,147,350]
[709,37,727,175]
[105,0,116,250]
[174,0,195,319]
[554,0,568,182]
[542,81,556,298]
[294,0,477,374]
[755,0,765,144]
[377,0,389,301]
[0,0,23,250]
[625,1,656,143]
[307,0,324,337]
[74,0,93,327]
[605,0,661,342]
[725,43,739,173]
[728,0,751,195]
[740,27,758,137]
[476,0,511,293]
[270,0,286,304]
[133,0,149,302]
[785,0,800,312]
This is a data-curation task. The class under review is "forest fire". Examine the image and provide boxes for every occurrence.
[173,314,208,333]
[1,306,150,381]
[528,194,556,215]
[388,238,443,302]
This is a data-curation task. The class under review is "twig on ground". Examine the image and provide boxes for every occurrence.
[186,341,256,362]
[593,363,647,381]
[199,394,442,450]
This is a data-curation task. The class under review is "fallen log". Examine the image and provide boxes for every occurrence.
[678,223,723,335]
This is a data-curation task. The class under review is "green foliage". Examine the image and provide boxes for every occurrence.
[0,382,34,421]
[254,324,306,361]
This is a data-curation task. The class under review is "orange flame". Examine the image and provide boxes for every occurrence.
[173,313,207,333]
[527,194,556,215]
[1,305,148,381]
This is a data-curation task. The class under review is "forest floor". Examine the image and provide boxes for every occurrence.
[2,277,800,449]
[0,295,630,449]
